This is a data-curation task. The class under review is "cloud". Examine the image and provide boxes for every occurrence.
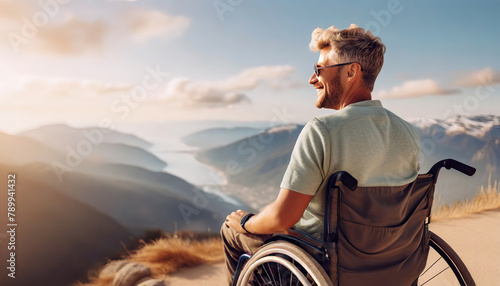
[375,79,458,99]
[455,67,500,87]
[124,9,190,42]
[0,2,189,55]
[0,1,31,22]
[164,65,296,108]
[32,15,109,55]
[0,77,132,107]
[0,8,109,56]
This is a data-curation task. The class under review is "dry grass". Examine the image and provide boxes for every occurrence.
[127,234,223,277]
[433,177,500,221]
[76,233,223,286]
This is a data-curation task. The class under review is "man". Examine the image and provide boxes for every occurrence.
[221,24,420,284]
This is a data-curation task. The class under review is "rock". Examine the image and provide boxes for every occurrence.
[136,278,167,286]
[99,260,130,277]
[113,262,152,286]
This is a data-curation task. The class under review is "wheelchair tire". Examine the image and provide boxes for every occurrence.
[419,231,476,286]
[236,241,333,286]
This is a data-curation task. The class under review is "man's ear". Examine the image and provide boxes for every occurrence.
[346,63,361,82]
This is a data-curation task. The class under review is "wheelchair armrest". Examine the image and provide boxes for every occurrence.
[264,229,326,262]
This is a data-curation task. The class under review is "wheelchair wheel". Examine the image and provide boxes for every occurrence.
[419,232,476,286]
[236,241,333,286]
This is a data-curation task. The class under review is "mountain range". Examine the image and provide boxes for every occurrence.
[0,124,249,286]
[195,115,500,208]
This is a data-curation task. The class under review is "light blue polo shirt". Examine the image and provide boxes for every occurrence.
[280,100,421,238]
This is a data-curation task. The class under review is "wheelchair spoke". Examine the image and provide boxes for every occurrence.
[261,262,272,283]
[257,268,266,285]
[265,262,278,285]
[238,242,330,286]
[419,267,450,286]
[278,263,282,285]
[420,257,442,277]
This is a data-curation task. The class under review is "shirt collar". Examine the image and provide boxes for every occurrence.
[346,100,382,108]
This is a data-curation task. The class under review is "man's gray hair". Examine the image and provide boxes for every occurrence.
[310,24,386,91]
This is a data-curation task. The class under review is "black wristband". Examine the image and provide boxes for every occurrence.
[240,213,256,234]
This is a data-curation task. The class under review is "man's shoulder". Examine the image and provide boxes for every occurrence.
[312,102,418,135]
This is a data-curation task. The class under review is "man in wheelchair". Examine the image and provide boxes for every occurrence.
[222,24,421,285]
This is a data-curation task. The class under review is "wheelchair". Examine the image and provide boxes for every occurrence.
[232,159,477,286]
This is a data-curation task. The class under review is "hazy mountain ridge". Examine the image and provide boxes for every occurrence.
[20,123,152,149]
[0,124,251,284]
[0,131,65,166]
[196,115,500,208]
[18,124,167,172]
[196,124,303,188]
[1,127,248,233]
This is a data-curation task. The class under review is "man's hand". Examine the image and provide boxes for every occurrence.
[225,209,248,233]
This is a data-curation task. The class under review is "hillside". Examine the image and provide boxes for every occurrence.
[0,131,64,166]
[196,124,303,188]
[0,164,132,286]
[18,160,246,235]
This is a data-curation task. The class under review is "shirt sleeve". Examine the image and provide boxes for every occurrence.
[280,118,329,196]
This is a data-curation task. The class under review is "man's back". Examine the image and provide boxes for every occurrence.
[280,100,420,238]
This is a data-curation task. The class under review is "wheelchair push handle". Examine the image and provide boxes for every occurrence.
[443,159,476,176]
[427,159,476,181]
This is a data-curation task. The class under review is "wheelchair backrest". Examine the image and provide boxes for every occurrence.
[324,172,435,286]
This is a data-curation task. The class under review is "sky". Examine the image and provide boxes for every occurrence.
[0,0,499,134]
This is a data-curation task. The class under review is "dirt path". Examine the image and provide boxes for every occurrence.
[162,210,500,285]
[429,209,500,286]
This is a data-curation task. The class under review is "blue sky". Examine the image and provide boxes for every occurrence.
[0,0,499,133]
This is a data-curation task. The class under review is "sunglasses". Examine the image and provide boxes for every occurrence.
[313,62,363,76]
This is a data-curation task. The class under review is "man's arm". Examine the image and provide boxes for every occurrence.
[225,188,313,234]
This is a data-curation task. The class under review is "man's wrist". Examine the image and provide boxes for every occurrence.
[240,213,256,234]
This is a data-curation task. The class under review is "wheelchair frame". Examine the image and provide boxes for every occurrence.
[232,159,477,286]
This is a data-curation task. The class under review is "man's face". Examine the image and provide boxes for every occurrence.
[309,47,344,110]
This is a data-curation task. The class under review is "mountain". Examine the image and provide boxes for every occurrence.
[1,157,248,236]
[74,163,251,231]
[408,115,500,204]
[0,163,132,286]
[196,124,303,188]
[0,132,64,166]
[18,124,166,172]
[0,124,252,285]
[0,127,249,233]
[197,115,500,208]
[182,127,262,149]
[20,123,152,149]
